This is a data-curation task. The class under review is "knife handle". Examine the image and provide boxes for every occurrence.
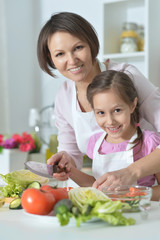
[53,165,67,173]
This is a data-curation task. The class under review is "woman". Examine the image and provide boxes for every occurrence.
[37,12,160,189]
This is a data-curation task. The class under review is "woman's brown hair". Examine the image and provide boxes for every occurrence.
[37,12,99,77]
[87,70,143,150]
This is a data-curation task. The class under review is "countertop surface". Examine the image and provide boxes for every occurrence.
[0,201,160,240]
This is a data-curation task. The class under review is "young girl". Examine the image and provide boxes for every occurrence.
[52,69,160,200]
[86,70,160,200]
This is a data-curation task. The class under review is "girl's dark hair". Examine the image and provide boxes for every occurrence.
[37,12,99,77]
[87,70,143,150]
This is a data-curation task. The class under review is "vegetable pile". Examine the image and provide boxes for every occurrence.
[0,169,49,197]
[1,171,136,227]
[55,187,135,227]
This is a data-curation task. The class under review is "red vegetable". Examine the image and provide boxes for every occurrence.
[21,188,56,215]
[40,185,68,203]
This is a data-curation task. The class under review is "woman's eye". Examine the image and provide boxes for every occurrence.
[74,45,83,51]
[55,52,63,57]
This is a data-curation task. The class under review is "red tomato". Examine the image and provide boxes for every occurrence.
[40,185,68,203]
[21,188,56,215]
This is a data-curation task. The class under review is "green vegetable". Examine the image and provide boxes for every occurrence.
[73,199,135,227]
[54,199,73,226]
[55,187,136,227]
[71,206,80,216]
[9,198,22,210]
[68,187,109,212]
[54,199,73,215]
[27,181,41,189]
[0,169,49,197]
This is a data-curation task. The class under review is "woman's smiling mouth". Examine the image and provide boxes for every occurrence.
[69,64,83,73]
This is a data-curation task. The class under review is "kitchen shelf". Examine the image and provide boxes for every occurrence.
[103,51,145,62]
[101,0,160,88]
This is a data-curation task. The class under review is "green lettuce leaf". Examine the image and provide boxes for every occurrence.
[0,169,49,197]
[68,187,110,212]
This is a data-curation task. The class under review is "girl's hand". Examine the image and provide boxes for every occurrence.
[92,166,137,190]
[47,151,75,181]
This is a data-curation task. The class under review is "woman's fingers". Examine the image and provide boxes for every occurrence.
[93,167,137,190]
[92,173,115,189]
[47,152,64,165]
[47,151,72,169]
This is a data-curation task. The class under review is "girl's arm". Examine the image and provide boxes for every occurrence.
[93,148,160,190]
[70,166,96,187]
[48,151,96,186]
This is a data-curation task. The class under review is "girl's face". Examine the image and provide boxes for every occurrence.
[48,32,94,83]
[93,89,137,143]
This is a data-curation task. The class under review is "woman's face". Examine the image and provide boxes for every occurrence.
[93,89,137,143]
[48,32,94,83]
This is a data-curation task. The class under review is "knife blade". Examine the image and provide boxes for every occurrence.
[24,161,66,178]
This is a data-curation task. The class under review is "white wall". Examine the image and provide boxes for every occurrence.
[3,0,41,134]
[1,0,104,135]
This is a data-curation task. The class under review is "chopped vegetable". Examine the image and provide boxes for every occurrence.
[109,186,148,212]
[27,181,41,189]
[9,198,22,210]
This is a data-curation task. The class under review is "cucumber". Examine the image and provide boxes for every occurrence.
[9,198,22,210]
[27,181,41,189]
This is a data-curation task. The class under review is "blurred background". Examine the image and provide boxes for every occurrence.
[0,0,160,154]
[0,0,104,136]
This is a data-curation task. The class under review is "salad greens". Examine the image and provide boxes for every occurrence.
[68,187,109,212]
[0,169,49,197]
[55,187,136,227]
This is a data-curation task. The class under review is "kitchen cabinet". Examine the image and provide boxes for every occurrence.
[100,0,160,87]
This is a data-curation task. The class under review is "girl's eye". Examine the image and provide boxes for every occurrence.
[97,111,105,115]
[114,108,121,113]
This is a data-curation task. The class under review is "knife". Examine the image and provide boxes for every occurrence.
[25,161,66,178]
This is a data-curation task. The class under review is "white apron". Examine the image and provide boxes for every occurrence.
[71,61,106,154]
[71,84,101,154]
[92,131,138,179]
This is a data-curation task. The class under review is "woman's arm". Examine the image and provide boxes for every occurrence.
[54,81,83,169]
[151,169,160,201]
[125,64,160,133]
[93,148,160,190]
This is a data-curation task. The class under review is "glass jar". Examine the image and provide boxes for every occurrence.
[120,22,138,53]
[137,25,144,51]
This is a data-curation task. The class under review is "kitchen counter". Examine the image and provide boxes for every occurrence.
[0,201,160,240]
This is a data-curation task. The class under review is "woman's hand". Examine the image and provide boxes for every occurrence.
[47,151,75,181]
[92,166,137,190]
